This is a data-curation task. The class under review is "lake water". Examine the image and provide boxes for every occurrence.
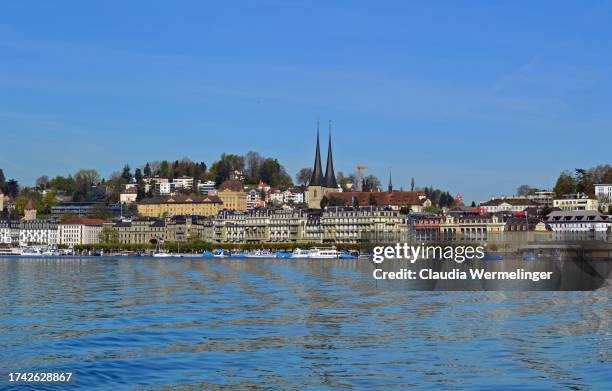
[0,257,610,390]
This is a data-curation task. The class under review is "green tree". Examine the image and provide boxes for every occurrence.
[143,162,152,177]
[328,196,347,207]
[73,169,100,201]
[50,175,76,194]
[99,226,119,243]
[553,170,577,197]
[121,164,132,182]
[43,190,58,214]
[210,153,245,185]
[5,179,19,198]
[0,168,5,192]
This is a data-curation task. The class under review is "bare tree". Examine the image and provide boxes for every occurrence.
[296,167,312,186]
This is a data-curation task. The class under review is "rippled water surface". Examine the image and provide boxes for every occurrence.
[0,257,610,390]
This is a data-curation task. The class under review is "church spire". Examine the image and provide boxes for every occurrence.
[324,120,337,188]
[309,121,324,186]
[388,169,393,192]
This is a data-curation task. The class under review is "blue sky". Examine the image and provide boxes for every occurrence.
[1,1,611,203]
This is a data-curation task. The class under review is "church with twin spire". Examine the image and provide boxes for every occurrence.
[307,121,338,209]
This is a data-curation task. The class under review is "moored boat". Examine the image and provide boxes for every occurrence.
[244,250,275,258]
[308,247,341,259]
[291,248,311,258]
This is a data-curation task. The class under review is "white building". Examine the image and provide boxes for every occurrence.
[545,211,611,236]
[143,176,169,185]
[19,221,59,245]
[246,189,260,209]
[197,180,216,194]
[58,218,105,246]
[0,220,16,244]
[553,195,599,211]
[595,184,612,205]
[173,176,194,190]
[154,182,176,195]
[527,191,555,207]
[284,189,305,205]
[479,197,536,213]
[269,189,284,205]
[120,187,138,204]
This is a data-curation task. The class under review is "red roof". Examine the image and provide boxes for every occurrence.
[25,198,35,210]
[219,179,244,192]
[60,218,106,226]
[328,191,426,206]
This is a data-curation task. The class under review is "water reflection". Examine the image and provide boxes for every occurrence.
[0,257,610,390]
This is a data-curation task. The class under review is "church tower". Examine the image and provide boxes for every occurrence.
[23,198,36,221]
[307,121,337,209]
[324,121,337,190]
[307,123,326,208]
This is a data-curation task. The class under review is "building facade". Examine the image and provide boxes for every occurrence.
[479,197,536,213]
[553,195,599,211]
[19,220,58,245]
[137,194,223,217]
[58,218,105,246]
[217,180,247,211]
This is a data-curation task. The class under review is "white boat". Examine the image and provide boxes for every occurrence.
[20,247,44,256]
[308,247,341,259]
[152,252,173,258]
[244,250,275,258]
[291,248,311,258]
[0,248,21,256]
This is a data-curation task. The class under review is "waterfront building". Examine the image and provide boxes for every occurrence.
[0,220,18,244]
[504,217,541,232]
[107,218,168,244]
[19,220,58,245]
[553,194,599,211]
[58,218,105,246]
[320,206,409,244]
[137,194,223,218]
[479,197,536,213]
[412,215,443,241]
[119,187,138,204]
[439,214,505,241]
[328,191,431,212]
[545,210,611,240]
[212,208,307,243]
[217,180,247,211]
